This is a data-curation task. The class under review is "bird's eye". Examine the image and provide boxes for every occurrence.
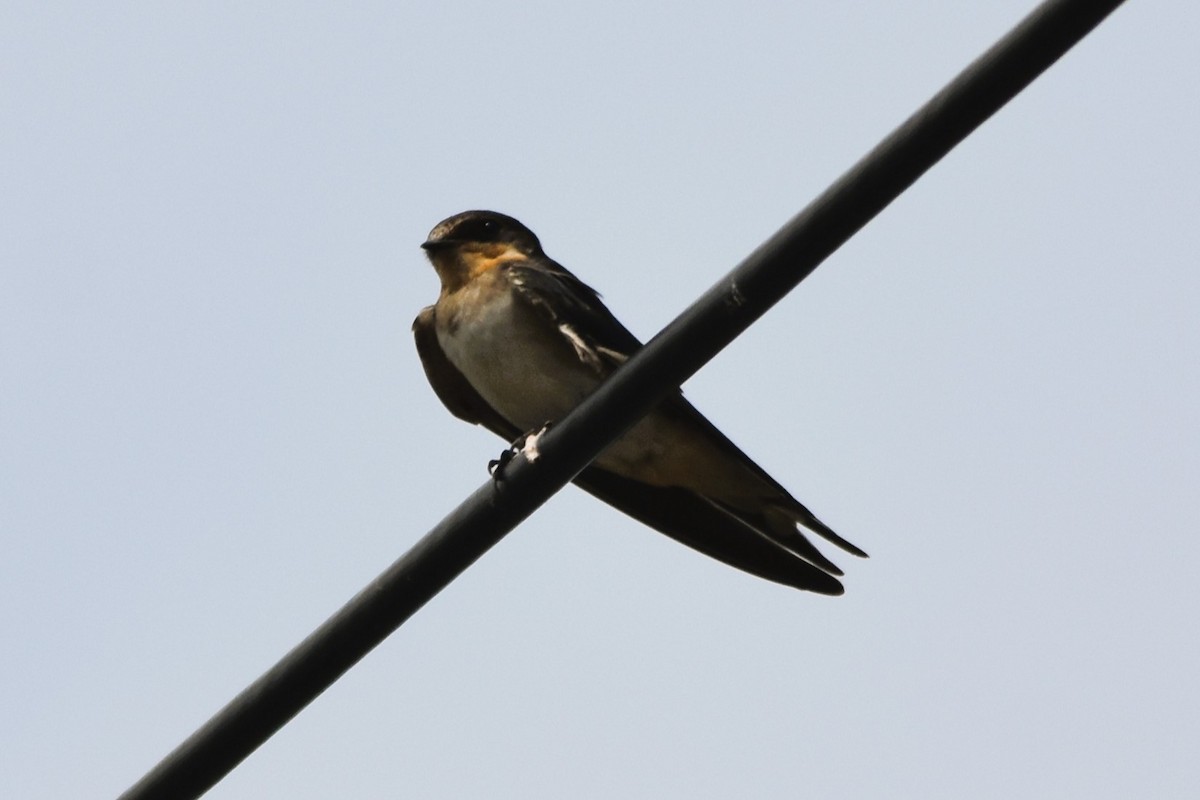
[466,218,500,241]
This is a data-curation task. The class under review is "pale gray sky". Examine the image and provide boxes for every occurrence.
[3,2,1198,798]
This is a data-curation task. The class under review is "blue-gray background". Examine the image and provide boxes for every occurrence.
[3,2,1197,797]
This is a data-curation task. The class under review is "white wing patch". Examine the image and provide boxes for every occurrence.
[558,323,605,371]
[597,346,627,364]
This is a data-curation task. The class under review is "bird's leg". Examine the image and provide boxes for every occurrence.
[488,421,554,480]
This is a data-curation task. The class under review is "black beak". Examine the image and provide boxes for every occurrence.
[421,239,454,252]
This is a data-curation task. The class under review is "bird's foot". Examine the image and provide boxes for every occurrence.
[488,422,554,480]
[520,421,552,464]
[487,449,515,478]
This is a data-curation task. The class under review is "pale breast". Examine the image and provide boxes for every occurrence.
[435,275,602,431]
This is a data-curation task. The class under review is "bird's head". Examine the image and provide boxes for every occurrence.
[421,210,543,293]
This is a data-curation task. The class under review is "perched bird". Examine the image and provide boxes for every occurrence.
[413,210,866,594]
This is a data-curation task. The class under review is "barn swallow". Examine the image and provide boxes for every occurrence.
[413,210,867,594]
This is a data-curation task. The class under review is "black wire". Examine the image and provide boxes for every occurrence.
[117,1,1127,797]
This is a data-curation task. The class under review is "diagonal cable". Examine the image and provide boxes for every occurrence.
[118,1,1127,797]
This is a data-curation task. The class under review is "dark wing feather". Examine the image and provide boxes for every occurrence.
[413,305,521,441]
[506,260,644,363]
[573,466,845,595]
[655,393,869,559]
